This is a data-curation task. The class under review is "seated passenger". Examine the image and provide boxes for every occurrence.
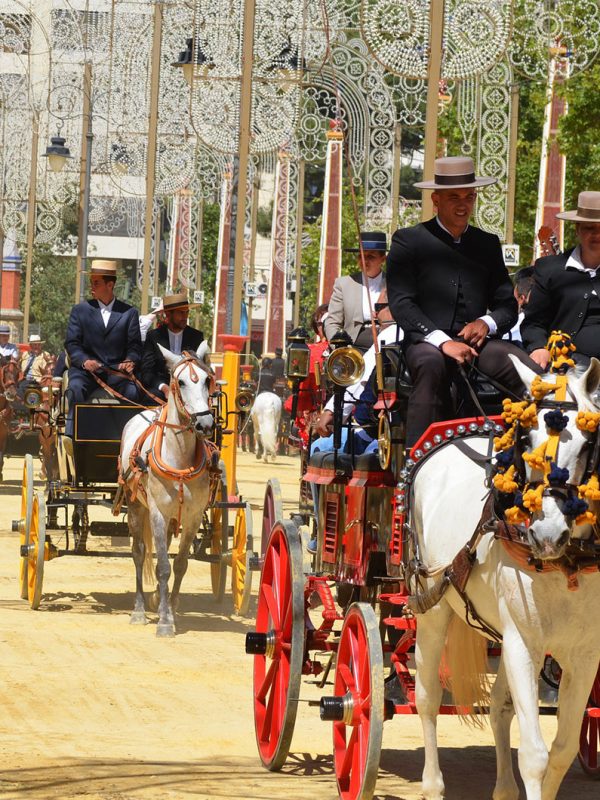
[503,267,534,347]
[522,191,600,369]
[386,156,539,448]
[323,231,388,352]
[19,334,52,392]
[0,324,18,363]
[140,292,203,400]
[65,260,142,432]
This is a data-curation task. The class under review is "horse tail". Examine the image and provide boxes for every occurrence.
[441,613,490,727]
[142,512,154,586]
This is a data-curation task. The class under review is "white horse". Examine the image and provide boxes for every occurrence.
[250,391,282,463]
[118,342,215,637]
[411,357,600,800]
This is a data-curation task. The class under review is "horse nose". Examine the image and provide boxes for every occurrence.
[195,416,213,434]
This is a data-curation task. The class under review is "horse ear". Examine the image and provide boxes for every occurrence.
[508,354,538,394]
[157,344,182,373]
[577,357,600,399]
[196,340,211,367]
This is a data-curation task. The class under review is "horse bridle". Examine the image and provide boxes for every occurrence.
[170,352,215,433]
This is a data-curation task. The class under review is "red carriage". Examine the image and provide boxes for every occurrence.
[246,334,600,799]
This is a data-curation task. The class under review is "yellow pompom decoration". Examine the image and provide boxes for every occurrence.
[578,473,600,502]
[493,464,518,494]
[505,505,530,525]
[530,376,556,401]
[576,411,600,433]
[501,399,538,428]
[522,484,544,513]
[547,331,576,373]
[576,510,597,527]
[494,426,515,452]
[523,442,549,473]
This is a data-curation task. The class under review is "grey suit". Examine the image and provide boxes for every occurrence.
[323,272,386,343]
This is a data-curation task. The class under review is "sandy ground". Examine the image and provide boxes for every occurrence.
[0,449,598,800]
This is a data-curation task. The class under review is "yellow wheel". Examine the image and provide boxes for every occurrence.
[210,463,229,602]
[26,493,46,610]
[232,502,253,616]
[377,414,391,470]
[18,454,34,600]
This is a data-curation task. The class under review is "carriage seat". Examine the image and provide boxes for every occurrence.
[307,450,353,477]
[353,452,382,472]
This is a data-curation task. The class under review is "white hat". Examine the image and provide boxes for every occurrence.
[414,156,496,190]
[556,191,600,222]
[28,334,44,344]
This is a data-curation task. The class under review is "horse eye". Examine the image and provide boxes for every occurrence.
[178,379,184,387]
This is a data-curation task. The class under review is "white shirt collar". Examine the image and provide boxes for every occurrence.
[168,328,184,355]
[98,298,115,312]
[436,215,468,244]
[565,246,600,276]
[363,271,384,288]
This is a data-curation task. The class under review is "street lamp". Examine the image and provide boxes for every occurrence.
[171,38,213,86]
[42,134,72,173]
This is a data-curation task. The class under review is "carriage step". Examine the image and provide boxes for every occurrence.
[89,521,130,537]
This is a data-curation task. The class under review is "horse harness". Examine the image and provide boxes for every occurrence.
[115,355,220,531]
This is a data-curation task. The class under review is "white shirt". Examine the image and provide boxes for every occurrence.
[0,343,18,358]
[362,271,385,322]
[168,329,183,355]
[139,312,157,342]
[424,216,497,349]
[566,246,599,295]
[98,298,115,327]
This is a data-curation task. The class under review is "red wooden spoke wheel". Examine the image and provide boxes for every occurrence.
[579,663,600,777]
[332,603,384,800]
[260,478,283,557]
[252,520,304,770]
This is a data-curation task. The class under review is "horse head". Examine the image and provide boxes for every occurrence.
[158,341,215,436]
[1,360,19,402]
[505,356,600,561]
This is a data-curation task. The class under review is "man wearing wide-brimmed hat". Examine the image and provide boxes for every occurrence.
[387,156,539,447]
[19,334,52,388]
[323,231,393,351]
[0,324,18,362]
[523,191,600,368]
[65,260,142,418]
[140,292,203,400]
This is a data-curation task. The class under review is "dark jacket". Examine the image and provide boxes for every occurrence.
[386,218,517,345]
[521,250,600,356]
[65,299,142,369]
[141,324,204,392]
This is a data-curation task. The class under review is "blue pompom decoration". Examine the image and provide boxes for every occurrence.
[563,495,588,518]
[548,462,570,486]
[544,410,569,432]
[495,447,514,469]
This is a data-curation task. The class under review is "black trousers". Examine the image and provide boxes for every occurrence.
[404,339,541,447]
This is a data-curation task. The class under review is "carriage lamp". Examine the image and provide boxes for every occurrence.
[286,327,310,381]
[23,387,43,410]
[43,135,73,173]
[325,344,365,388]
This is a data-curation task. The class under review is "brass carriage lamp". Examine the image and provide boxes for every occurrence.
[286,327,310,381]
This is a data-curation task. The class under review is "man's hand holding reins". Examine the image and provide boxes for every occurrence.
[457,319,489,349]
[315,409,334,437]
[118,360,135,374]
[83,359,102,373]
[529,348,551,370]
[440,340,478,364]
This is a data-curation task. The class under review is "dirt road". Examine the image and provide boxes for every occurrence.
[0,451,596,799]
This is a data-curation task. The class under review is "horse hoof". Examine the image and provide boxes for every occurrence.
[156,623,175,637]
[130,611,148,625]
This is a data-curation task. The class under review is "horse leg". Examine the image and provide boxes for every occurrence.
[129,503,148,625]
[169,520,189,613]
[491,655,518,800]
[415,601,453,800]
[501,628,547,800]
[150,507,174,637]
[541,654,599,800]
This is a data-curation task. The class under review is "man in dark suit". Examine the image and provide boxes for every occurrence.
[387,156,538,447]
[140,292,203,400]
[65,260,142,425]
[522,191,600,369]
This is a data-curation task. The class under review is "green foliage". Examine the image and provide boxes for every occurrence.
[193,200,220,338]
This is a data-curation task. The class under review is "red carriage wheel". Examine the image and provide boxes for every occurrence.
[579,664,600,777]
[248,519,304,770]
[260,478,283,556]
[322,602,384,800]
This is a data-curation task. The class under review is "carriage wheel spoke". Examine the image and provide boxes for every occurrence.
[257,658,277,702]
[340,725,358,779]
[261,583,280,629]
